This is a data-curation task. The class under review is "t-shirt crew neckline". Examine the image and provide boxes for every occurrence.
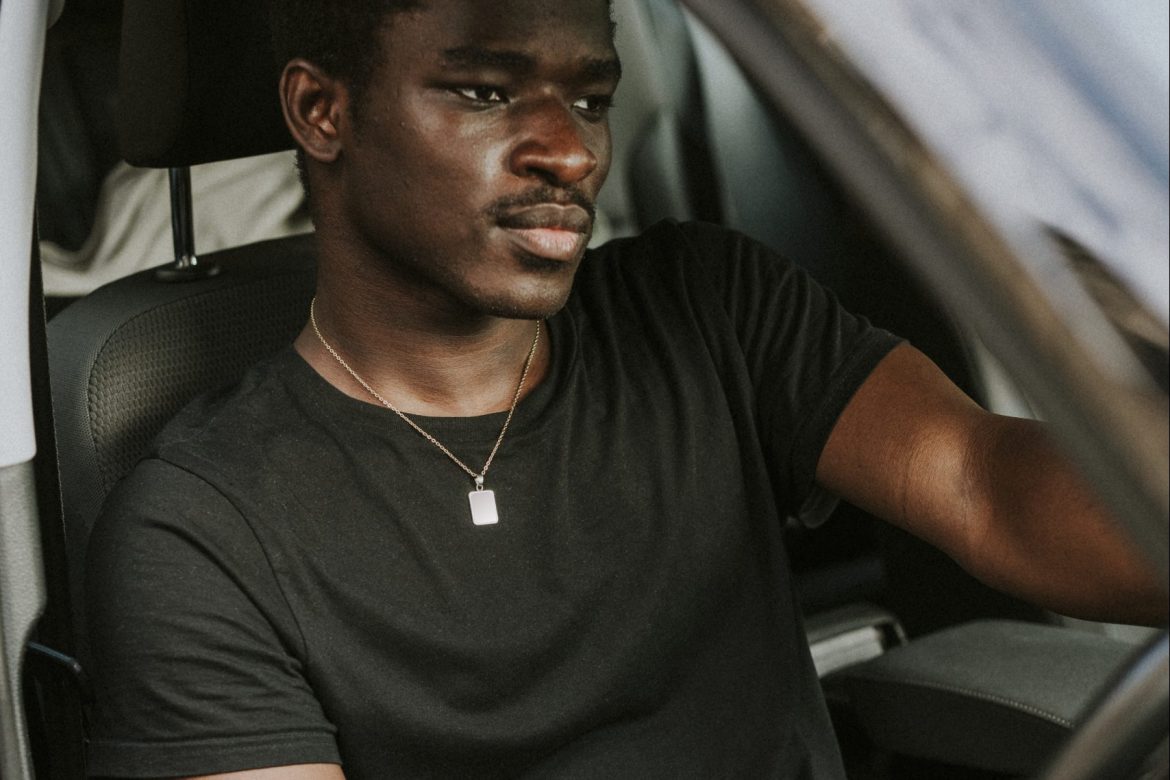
[278,310,576,445]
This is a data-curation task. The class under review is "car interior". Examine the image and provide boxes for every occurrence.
[22,0,1161,778]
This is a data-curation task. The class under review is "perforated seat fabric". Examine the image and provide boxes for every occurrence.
[47,234,316,622]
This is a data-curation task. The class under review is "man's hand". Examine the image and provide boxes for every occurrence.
[816,343,1167,627]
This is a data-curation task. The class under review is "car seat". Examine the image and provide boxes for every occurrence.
[47,0,301,639]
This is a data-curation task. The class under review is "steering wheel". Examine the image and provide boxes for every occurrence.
[1041,632,1169,779]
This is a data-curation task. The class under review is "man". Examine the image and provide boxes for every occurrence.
[83,0,1165,778]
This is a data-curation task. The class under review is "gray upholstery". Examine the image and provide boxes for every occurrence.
[823,619,1140,774]
[118,0,290,166]
[47,234,316,634]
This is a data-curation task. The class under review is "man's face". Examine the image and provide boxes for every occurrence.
[335,0,619,320]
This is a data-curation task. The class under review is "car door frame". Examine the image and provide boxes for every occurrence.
[0,0,69,778]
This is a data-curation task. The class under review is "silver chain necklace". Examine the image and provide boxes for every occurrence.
[309,297,541,526]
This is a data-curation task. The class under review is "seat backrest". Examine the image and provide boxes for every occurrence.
[47,236,315,625]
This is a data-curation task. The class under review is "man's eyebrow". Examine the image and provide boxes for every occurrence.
[441,46,536,73]
[441,46,622,82]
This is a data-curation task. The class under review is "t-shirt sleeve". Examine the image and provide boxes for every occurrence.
[84,458,341,778]
[675,221,902,514]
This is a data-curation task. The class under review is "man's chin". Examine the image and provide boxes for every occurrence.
[473,252,581,319]
[470,279,573,320]
[481,293,572,322]
[516,251,577,274]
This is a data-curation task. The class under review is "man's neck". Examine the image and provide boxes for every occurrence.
[295,277,550,419]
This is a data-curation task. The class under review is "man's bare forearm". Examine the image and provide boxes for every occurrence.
[961,415,1167,627]
[817,344,1167,628]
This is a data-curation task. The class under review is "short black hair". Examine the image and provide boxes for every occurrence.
[269,0,616,115]
[269,1,424,195]
[268,0,424,122]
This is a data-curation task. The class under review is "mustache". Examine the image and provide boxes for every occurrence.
[487,186,596,222]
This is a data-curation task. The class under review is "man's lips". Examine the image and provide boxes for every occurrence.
[496,204,592,262]
[503,227,588,261]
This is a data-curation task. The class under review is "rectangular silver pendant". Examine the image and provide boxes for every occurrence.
[468,489,499,526]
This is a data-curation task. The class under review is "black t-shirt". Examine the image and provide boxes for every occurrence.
[85,221,900,778]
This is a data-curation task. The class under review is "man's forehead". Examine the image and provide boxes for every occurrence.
[409,0,614,27]
[392,0,617,57]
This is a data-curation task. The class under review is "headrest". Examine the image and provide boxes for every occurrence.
[117,0,294,167]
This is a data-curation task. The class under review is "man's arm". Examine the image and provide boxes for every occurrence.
[86,460,345,777]
[816,343,1167,627]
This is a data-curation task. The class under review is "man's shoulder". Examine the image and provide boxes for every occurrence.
[92,347,312,551]
[91,348,321,586]
[576,220,793,318]
[150,347,302,468]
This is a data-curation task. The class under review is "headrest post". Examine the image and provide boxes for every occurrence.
[156,166,219,281]
[169,166,196,264]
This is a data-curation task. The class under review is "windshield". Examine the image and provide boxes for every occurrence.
[801,0,1168,338]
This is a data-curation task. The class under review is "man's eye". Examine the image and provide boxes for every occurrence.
[454,86,508,104]
[573,95,615,116]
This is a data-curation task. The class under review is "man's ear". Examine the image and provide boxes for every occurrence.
[279,59,347,164]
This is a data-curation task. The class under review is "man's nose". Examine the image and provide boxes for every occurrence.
[508,100,598,186]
